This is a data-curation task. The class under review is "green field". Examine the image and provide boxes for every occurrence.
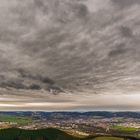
[0,114,32,125]
[112,125,137,132]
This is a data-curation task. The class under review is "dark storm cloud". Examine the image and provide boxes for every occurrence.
[111,0,140,8]
[17,68,55,85]
[119,26,133,38]
[0,81,27,89]
[29,84,41,90]
[108,43,126,57]
[0,0,140,110]
[0,0,140,92]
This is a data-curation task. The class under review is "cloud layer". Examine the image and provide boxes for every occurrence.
[0,0,140,110]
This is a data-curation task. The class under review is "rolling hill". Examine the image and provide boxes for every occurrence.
[0,128,79,140]
[0,128,139,140]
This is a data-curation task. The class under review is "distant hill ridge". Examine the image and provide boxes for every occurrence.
[0,111,140,118]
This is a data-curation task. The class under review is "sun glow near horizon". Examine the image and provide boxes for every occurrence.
[0,92,140,111]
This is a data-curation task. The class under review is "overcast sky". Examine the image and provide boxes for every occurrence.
[0,0,140,111]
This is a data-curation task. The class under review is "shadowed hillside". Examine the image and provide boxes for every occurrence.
[0,128,80,140]
[0,128,139,140]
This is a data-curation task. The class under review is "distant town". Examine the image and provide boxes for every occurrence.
[0,112,140,137]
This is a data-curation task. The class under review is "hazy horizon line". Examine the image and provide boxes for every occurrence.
[0,110,139,112]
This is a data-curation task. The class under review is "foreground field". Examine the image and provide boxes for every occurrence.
[0,128,139,140]
[93,137,124,140]
[90,137,123,140]
[0,128,79,140]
